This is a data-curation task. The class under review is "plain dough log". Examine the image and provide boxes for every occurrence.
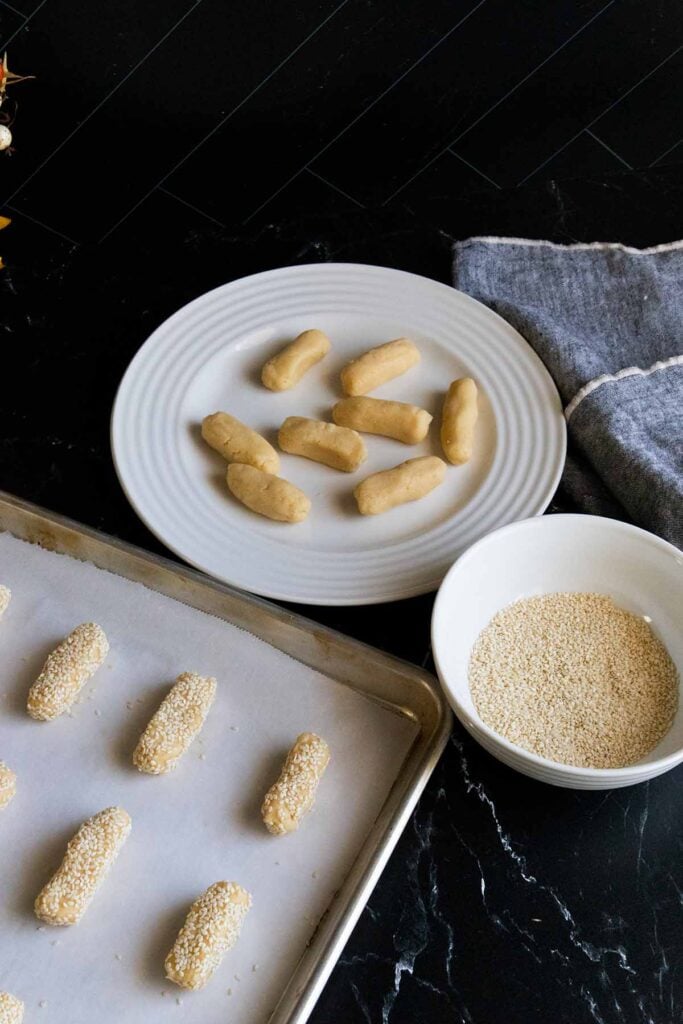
[441,377,478,465]
[332,396,432,444]
[0,585,10,619]
[0,761,16,811]
[165,881,252,990]
[133,672,217,775]
[27,623,109,721]
[340,338,420,396]
[261,329,331,391]
[262,732,330,835]
[227,464,311,522]
[0,992,24,1024]
[278,416,367,472]
[201,412,279,474]
[354,456,446,515]
[34,807,132,926]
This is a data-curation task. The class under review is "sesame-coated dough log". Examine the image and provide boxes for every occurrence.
[133,672,216,775]
[35,807,131,926]
[278,416,367,472]
[262,732,330,835]
[165,881,252,990]
[262,329,331,391]
[27,623,109,721]
[201,412,279,474]
[0,585,10,619]
[441,377,478,465]
[333,396,432,444]
[0,761,16,810]
[340,338,420,396]
[0,992,24,1024]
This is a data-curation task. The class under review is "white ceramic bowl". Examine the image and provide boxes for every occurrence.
[432,515,683,789]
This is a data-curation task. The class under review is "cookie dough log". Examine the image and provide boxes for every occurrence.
[354,456,446,515]
[133,672,216,775]
[34,807,131,926]
[0,761,16,811]
[333,396,432,444]
[261,329,331,391]
[262,732,330,836]
[340,338,420,396]
[27,623,109,721]
[441,377,478,465]
[227,464,311,523]
[201,412,279,474]
[0,585,10,620]
[0,992,24,1024]
[165,881,252,990]
[279,416,367,472]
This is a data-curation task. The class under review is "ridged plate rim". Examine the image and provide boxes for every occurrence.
[111,263,566,605]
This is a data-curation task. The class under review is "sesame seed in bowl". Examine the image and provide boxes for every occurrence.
[432,515,683,790]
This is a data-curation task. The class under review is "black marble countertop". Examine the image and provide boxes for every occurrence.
[1,2,682,1021]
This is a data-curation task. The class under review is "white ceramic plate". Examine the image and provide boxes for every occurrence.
[111,264,566,605]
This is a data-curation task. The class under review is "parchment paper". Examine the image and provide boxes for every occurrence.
[0,532,417,1022]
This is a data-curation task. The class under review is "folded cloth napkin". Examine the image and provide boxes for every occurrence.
[452,237,683,549]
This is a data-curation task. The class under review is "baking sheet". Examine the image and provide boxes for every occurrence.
[0,532,418,1022]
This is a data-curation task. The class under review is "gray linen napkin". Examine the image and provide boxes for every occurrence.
[452,238,683,549]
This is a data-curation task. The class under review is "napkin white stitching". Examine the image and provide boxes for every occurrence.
[565,354,683,420]
[455,237,683,254]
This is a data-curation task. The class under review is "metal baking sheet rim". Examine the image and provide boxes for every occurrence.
[0,490,452,1024]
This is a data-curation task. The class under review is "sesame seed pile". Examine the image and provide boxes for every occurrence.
[133,672,216,774]
[34,807,132,926]
[0,585,10,619]
[27,623,109,721]
[262,732,330,835]
[164,881,252,990]
[0,991,24,1024]
[0,761,17,811]
[469,593,679,769]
